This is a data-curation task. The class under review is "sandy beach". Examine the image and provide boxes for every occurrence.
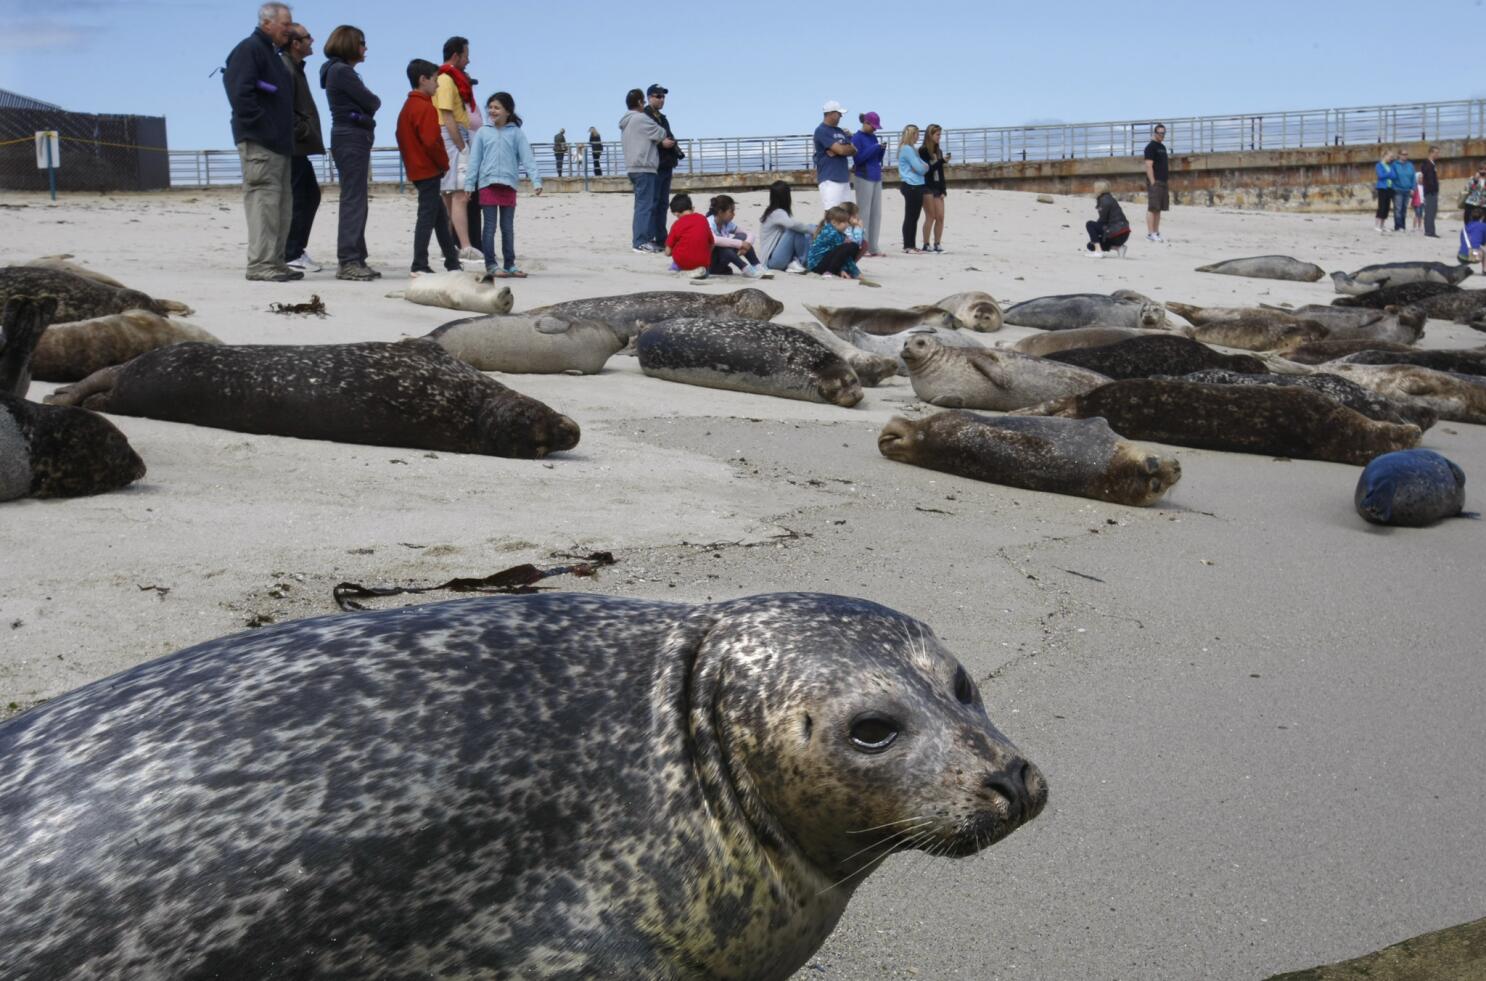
[2,184,1484,980]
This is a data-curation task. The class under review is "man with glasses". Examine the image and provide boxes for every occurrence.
[1143,122,1169,243]
[283,23,324,272]
[644,84,681,249]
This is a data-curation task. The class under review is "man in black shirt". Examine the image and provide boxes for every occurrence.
[1143,122,1169,243]
[1421,146,1441,238]
[644,84,681,248]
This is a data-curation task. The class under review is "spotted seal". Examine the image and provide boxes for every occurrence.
[0,591,1046,979]
[1194,255,1326,282]
[1046,334,1268,379]
[1355,449,1469,526]
[426,313,625,374]
[638,317,864,406]
[1016,378,1421,464]
[900,335,1107,410]
[1280,338,1416,365]
[30,310,222,382]
[933,291,1004,331]
[1324,363,1486,425]
[1185,318,1330,352]
[1331,261,1473,294]
[0,266,182,323]
[1173,369,1438,430]
[1386,288,1486,323]
[804,303,956,335]
[46,339,579,458]
[1331,348,1486,376]
[1011,326,1179,358]
[22,255,195,314]
[1003,292,1166,330]
[387,271,516,315]
[879,411,1181,506]
[1331,281,1458,309]
[530,288,784,344]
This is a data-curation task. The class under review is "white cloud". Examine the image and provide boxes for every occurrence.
[0,21,103,52]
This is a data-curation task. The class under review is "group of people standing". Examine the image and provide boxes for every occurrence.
[1374,146,1440,237]
[551,128,605,177]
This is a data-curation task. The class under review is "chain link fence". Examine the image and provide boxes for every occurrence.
[0,108,169,192]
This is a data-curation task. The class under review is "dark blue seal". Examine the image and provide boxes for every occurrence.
[1355,449,1468,526]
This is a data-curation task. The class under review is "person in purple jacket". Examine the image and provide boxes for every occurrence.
[851,112,886,257]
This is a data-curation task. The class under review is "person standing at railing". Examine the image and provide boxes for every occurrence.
[851,112,886,257]
[223,2,299,282]
[1373,150,1394,233]
[553,128,567,177]
[1390,149,1415,233]
[283,23,324,274]
[919,123,949,253]
[621,88,672,253]
[644,85,682,249]
[320,24,381,281]
[897,124,928,254]
[589,127,603,176]
[815,101,856,209]
[436,37,481,261]
[1142,122,1168,243]
[1421,146,1440,238]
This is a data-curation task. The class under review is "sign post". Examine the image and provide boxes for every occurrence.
[34,131,60,201]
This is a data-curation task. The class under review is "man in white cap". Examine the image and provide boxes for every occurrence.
[814,100,856,209]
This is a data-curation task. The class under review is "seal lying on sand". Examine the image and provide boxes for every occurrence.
[387,271,515,315]
[22,255,194,314]
[0,592,1045,980]
[1276,306,1424,346]
[840,324,984,375]
[1174,369,1438,430]
[1380,289,1486,324]
[1195,255,1326,282]
[1012,326,1179,358]
[637,317,863,406]
[1047,334,1268,379]
[426,313,625,374]
[1325,363,1486,425]
[47,339,579,458]
[1003,292,1166,330]
[933,291,1004,331]
[0,266,184,323]
[30,310,222,382]
[901,335,1107,410]
[1017,378,1421,465]
[805,303,955,335]
[1355,449,1468,526]
[1331,261,1474,294]
[1332,348,1486,376]
[879,411,1181,506]
[1281,338,1416,365]
[0,297,145,500]
[786,321,899,386]
[1186,318,1330,352]
[530,288,784,344]
[1331,281,1458,309]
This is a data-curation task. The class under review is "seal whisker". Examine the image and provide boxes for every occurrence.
[834,819,934,868]
[846,815,930,835]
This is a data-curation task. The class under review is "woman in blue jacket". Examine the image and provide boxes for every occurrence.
[851,112,886,257]
[465,91,542,278]
[320,25,381,280]
[1373,150,1394,234]
[897,124,929,254]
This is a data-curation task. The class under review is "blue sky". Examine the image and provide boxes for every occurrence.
[0,0,1478,150]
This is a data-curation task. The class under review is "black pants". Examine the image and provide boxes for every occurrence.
[1085,221,1130,251]
[284,154,320,262]
[554,152,564,177]
[709,245,759,274]
[412,176,461,272]
[1375,188,1392,221]
[899,184,925,249]
[592,148,602,176]
[810,241,858,276]
[466,195,482,249]
[331,128,371,266]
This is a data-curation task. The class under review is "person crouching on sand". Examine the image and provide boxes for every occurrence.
[1085,180,1131,257]
[664,193,712,279]
[705,195,768,279]
[806,206,878,286]
[465,91,541,279]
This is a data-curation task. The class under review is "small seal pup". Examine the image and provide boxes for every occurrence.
[1355,449,1469,526]
[1012,326,1179,357]
[785,321,899,386]
[0,297,146,500]
[1324,363,1486,425]
[0,591,1046,979]
[900,334,1108,410]
[1017,378,1421,465]
[426,313,625,374]
[1046,334,1268,379]
[933,290,1004,331]
[23,255,195,314]
[804,302,956,335]
[30,309,223,382]
[1004,292,1166,330]
[1174,369,1438,430]
[1331,261,1473,294]
[0,265,182,323]
[529,288,784,344]
[47,339,580,458]
[1194,255,1326,282]
[1332,348,1486,376]
[1331,281,1458,309]
[1185,318,1330,352]
[637,317,864,406]
[879,410,1181,506]
[387,270,516,315]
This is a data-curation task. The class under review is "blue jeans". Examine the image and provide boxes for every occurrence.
[766,229,810,270]
[651,167,674,245]
[481,203,516,271]
[629,172,660,248]
[1393,189,1410,230]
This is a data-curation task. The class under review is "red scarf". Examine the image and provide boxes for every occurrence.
[437,64,475,112]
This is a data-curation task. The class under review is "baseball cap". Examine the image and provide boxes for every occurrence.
[646,84,668,97]
[822,99,844,114]
[861,111,881,128]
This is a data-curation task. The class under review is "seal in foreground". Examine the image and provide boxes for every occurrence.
[1354,449,1468,526]
[0,592,1046,979]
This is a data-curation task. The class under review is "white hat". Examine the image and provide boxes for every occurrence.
[822,100,845,114]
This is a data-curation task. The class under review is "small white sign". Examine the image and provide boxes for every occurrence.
[35,131,60,169]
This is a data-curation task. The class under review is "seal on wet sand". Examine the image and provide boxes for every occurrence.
[1011,326,1179,358]
[1046,334,1268,379]
[530,288,784,344]
[879,411,1181,506]
[1330,261,1473,294]
[30,310,222,382]
[1194,255,1326,282]
[388,270,516,315]
[933,290,1004,331]
[1017,378,1421,465]
[1324,363,1486,425]
[786,321,899,386]
[805,302,955,335]
[0,266,182,323]
[1355,449,1469,526]
[0,591,1046,979]
[426,313,625,374]
[1174,369,1438,430]
[1004,292,1166,330]
[637,317,864,406]
[46,339,579,458]
[901,334,1108,411]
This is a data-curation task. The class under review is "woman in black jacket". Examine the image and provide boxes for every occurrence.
[1085,180,1131,257]
[918,123,949,252]
[320,25,381,281]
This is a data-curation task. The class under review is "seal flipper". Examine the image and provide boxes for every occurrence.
[44,363,124,410]
[0,296,59,398]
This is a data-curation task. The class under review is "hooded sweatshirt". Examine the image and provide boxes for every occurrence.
[620,109,666,174]
[319,57,381,135]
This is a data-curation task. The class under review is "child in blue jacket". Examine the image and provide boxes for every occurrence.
[465,91,542,278]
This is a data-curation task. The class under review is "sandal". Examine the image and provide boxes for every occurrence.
[503,267,528,278]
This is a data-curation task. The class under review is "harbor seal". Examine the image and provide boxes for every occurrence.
[1355,449,1468,526]
[1324,363,1486,425]
[841,324,984,375]
[1331,281,1459,309]
[1003,292,1166,330]
[637,317,864,406]
[1194,255,1326,282]
[30,310,223,382]
[0,591,1045,979]
[1331,261,1473,294]
[1332,348,1486,376]
[804,302,956,335]
[1186,318,1330,352]
[426,313,625,374]
[1277,306,1424,346]
[933,290,1004,332]
[530,288,784,344]
[22,255,194,314]
[1046,334,1267,379]
[1017,379,1421,464]
[388,270,516,315]
[1280,338,1416,365]
[0,266,181,323]
[46,339,579,458]
[1011,326,1179,358]
[878,411,1181,506]
[786,321,899,386]
[1173,369,1438,430]
[1384,288,1486,323]
[900,335,1108,411]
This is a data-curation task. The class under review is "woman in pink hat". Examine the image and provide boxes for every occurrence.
[851,112,887,257]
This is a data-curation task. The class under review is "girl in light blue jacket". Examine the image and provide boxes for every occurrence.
[465,91,542,277]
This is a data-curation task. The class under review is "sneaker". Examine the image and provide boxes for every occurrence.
[1117,244,1128,258]
[741,264,771,280]
[1083,248,1101,258]
[688,267,709,280]
[247,268,302,282]
[932,244,944,253]
[632,243,660,254]
[921,243,931,252]
[286,252,321,272]
[459,246,483,261]
[361,264,382,279]
[668,261,681,272]
[336,263,377,281]
[785,259,806,274]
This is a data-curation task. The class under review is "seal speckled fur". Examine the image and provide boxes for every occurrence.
[30,309,222,382]
[1046,334,1267,379]
[1003,292,1165,330]
[638,317,864,406]
[0,265,178,323]
[530,289,784,344]
[1174,369,1438,431]
[900,334,1107,411]
[0,591,1046,979]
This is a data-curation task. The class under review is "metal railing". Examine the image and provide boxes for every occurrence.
[167,98,1486,188]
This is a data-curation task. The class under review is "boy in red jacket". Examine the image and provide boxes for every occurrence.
[664,193,712,279]
[395,59,462,275]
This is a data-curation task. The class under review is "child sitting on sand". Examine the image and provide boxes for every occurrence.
[664,193,712,280]
[840,201,868,256]
[806,206,878,286]
[1085,180,1130,257]
[705,195,768,279]
[1459,207,1486,270]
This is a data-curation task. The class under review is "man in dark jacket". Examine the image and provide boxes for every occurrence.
[284,23,324,271]
[1421,146,1441,238]
[644,84,681,248]
[223,2,299,282]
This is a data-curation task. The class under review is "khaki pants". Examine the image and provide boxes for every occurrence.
[238,141,292,276]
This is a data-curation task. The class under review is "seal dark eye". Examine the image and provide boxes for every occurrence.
[953,666,975,705]
[848,714,899,753]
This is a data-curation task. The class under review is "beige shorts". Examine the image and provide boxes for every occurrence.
[441,130,470,194]
[1147,181,1169,212]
